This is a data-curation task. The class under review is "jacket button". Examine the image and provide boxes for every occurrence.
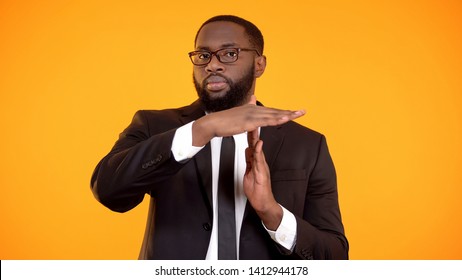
[202,223,212,231]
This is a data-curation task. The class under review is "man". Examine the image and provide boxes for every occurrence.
[91,15,348,260]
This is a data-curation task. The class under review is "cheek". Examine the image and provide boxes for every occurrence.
[193,68,206,82]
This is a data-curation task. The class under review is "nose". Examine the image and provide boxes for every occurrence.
[205,54,224,73]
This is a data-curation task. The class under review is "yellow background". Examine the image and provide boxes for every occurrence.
[1,0,461,259]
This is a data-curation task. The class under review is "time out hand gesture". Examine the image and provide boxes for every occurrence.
[192,95,305,230]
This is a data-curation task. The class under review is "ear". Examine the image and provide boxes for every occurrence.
[254,55,267,78]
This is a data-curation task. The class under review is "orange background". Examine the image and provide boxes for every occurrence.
[1,0,461,259]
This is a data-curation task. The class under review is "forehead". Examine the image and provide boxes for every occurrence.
[195,21,249,50]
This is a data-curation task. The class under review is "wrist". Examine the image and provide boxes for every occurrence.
[257,202,283,231]
[192,116,214,146]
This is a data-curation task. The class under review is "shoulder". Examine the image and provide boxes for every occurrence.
[273,121,331,161]
[257,100,325,143]
[279,120,325,143]
[136,102,198,120]
[133,100,203,127]
[261,121,333,174]
[261,120,329,157]
[121,101,203,137]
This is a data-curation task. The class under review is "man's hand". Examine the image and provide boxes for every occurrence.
[243,129,282,230]
[192,95,305,147]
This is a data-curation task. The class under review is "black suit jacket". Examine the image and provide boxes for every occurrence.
[91,100,348,259]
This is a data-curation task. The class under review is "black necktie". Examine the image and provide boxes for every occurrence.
[218,136,237,260]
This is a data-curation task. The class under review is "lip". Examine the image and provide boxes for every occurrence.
[205,75,227,84]
[204,75,228,92]
[206,82,228,92]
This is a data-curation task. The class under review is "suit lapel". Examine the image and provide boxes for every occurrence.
[179,100,214,209]
[194,144,213,208]
[179,100,206,125]
[255,101,285,171]
[260,126,284,171]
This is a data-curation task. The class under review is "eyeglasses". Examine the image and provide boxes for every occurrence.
[188,47,261,66]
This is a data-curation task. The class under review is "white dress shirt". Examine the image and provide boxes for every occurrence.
[171,121,297,259]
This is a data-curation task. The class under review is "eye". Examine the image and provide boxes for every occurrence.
[224,50,238,58]
[197,52,211,60]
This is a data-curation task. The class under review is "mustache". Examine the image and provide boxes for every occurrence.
[205,73,226,79]
[204,73,228,81]
[193,73,230,86]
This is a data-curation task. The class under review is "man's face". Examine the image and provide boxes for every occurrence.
[193,21,258,112]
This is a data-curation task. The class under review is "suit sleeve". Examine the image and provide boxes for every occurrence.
[293,135,349,259]
[90,110,185,212]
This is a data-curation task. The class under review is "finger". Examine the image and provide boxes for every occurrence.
[251,107,306,126]
[244,147,253,175]
[252,140,267,174]
[274,109,306,122]
[247,129,259,148]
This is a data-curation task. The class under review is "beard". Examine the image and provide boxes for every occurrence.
[193,63,255,112]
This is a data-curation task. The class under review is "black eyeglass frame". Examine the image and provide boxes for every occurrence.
[188,48,261,66]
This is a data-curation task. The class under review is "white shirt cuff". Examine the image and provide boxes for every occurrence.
[171,121,204,162]
[264,205,297,251]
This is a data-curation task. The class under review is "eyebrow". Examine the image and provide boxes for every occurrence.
[195,42,239,51]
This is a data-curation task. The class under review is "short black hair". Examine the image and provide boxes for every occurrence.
[195,15,264,55]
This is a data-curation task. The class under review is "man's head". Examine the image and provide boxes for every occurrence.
[191,15,266,112]
[194,15,264,55]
